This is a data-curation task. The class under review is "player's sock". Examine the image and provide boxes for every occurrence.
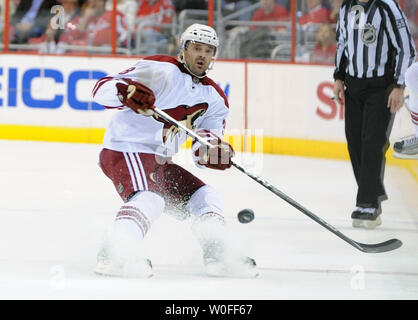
[95,191,165,278]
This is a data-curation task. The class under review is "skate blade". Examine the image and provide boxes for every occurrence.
[352,216,382,229]
[205,261,259,278]
[94,260,153,278]
[393,151,418,160]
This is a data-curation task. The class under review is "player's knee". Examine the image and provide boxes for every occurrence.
[186,185,224,217]
[129,191,165,222]
[405,62,418,95]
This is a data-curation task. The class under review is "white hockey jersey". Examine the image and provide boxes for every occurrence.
[93,55,229,157]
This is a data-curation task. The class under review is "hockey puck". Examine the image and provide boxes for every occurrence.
[237,209,255,224]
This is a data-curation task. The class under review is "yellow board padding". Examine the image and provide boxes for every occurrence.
[0,124,104,144]
[0,124,416,181]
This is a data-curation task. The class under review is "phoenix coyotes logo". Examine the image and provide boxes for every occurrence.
[154,103,208,143]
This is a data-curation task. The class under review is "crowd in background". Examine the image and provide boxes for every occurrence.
[0,0,416,64]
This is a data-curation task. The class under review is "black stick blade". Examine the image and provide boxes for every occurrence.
[356,239,402,253]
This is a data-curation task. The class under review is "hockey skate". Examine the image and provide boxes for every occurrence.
[191,213,258,278]
[351,206,382,229]
[393,135,418,159]
[201,240,259,278]
[94,231,153,278]
[94,247,153,278]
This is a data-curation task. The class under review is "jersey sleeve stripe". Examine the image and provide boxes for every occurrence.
[92,76,114,97]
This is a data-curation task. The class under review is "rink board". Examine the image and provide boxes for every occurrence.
[0,54,416,179]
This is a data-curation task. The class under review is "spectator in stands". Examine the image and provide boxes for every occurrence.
[0,1,3,42]
[135,0,175,55]
[56,0,128,53]
[250,0,290,31]
[1,0,20,41]
[136,0,175,29]
[298,0,331,45]
[276,0,289,9]
[223,1,257,21]
[173,0,207,12]
[298,0,330,26]
[106,0,137,29]
[311,23,336,64]
[240,0,290,59]
[404,0,418,49]
[11,0,60,44]
[329,0,342,23]
[30,0,80,53]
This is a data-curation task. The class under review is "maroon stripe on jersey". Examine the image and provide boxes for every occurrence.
[92,76,113,97]
[411,111,418,121]
[103,105,124,109]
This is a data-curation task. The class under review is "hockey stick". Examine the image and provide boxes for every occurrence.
[153,107,402,253]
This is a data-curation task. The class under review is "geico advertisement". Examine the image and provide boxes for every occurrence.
[0,55,235,129]
[0,55,409,142]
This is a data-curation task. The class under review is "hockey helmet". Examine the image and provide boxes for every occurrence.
[180,24,219,58]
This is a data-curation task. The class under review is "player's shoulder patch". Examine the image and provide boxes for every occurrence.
[201,77,229,109]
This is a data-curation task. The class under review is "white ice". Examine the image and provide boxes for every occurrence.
[0,140,417,299]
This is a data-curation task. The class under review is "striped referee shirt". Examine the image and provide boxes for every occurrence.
[334,0,416,86]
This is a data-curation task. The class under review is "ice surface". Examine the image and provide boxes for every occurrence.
[0,140,417,299]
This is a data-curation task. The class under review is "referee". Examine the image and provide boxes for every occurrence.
[333,0,416,229]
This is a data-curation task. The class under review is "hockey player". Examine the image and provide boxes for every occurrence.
[92,24,258,278]
[393,62,418,159]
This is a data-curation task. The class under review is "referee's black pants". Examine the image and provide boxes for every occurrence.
[344,76,395,209]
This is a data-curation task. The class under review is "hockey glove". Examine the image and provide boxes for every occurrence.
[116,78,155,116]
[193,131,235,170]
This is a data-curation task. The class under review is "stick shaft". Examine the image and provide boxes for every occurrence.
[155,107,342,234]
[230,161,364,250]
[153,107,401,253]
